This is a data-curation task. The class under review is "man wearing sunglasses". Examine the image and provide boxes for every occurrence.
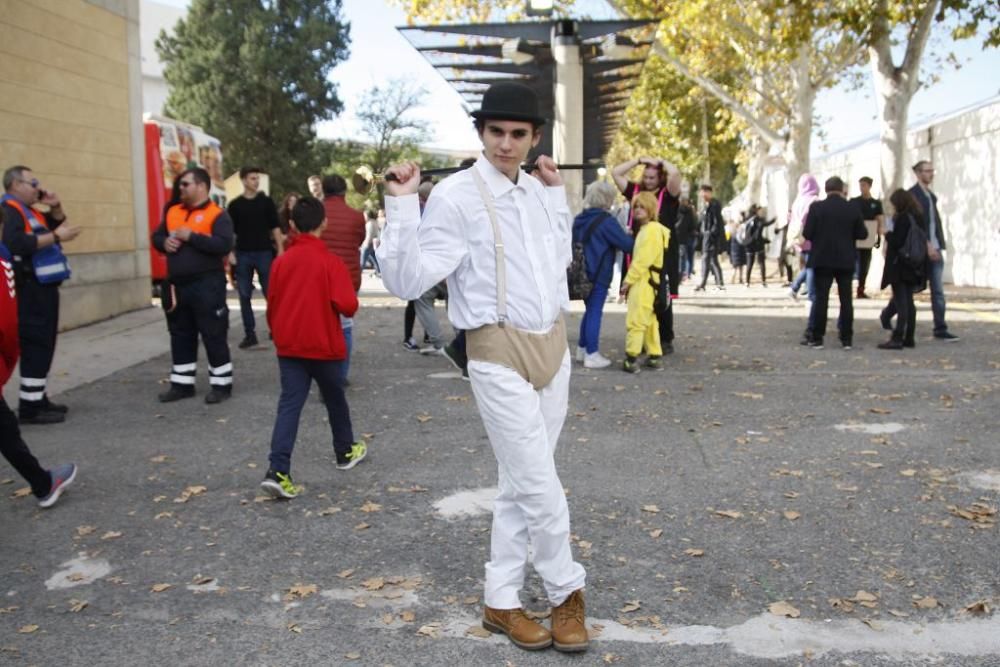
[1,166,81,424]
[151,168,235,403]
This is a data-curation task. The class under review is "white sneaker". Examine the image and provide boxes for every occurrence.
[576,346,586,363]
[419,346,445,356]
[583,352,612,369]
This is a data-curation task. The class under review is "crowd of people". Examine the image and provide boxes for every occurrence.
[0,77,962,656]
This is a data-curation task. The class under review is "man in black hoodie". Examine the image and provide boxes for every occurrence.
[801,176,867,349]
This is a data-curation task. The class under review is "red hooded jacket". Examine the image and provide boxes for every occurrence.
[0,244,20,388]
[266,234,358,360]
[319,195,365,292]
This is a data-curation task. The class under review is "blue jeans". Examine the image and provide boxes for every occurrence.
[340,317,353,384]
[578,283,609,354]
[235,250,273,337]
[361,246,380,273]
[928,257,948,334]
[680,240,696,278]
[269,356,354,474]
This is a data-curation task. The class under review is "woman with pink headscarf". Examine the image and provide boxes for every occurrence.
[788,174,819,302]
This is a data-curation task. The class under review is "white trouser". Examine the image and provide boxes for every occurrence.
[468,350,586,609]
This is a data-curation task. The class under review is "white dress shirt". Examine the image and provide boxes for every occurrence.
[377,155,572,332]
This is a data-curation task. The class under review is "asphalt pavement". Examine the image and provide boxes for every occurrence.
[2,274,999,666]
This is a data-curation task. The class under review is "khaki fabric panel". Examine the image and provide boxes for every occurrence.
[0,81,128,134]
[0,22,127,87]
[0,110,130,159]
[1,0,127,58]
[0,52,128,112]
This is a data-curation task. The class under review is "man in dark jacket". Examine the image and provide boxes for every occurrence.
[907,160,958,341]
[695,185,725,291]
[151,168,234,404]
[801,176,868,349]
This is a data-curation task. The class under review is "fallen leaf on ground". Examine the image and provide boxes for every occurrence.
[17,624,39,634]
[783,511,801,521]
[850,590,879,603]
[466,626,492,638]
[319,507,342,516]
[68,599,88,613]
[914,596,939,609]
[344,652,361,660]
[173,485,207,503]
[415,415,433,423]
[768,601,800,618]
[151,583,172,593]
[361,578,385,591]
[900,469,917,477]
[620,600,641,613]
[784,492,800,499]
[714,510,743,519]
[648,529,663,538]
[862,618,883,631]
[870,407,892,414]
[947,503,997,525]
[642,505,661,513]
[887,609,910,618]
[287,623,302,634]
[337,568,355,579]
[416,623,441,638]
[399,610,416,623]
[354,522,370,531]
[150,455,171,463]
[359,501,382,513]
[286,584,318,600]
[683,548,705,557]
[100,531,123,540]
[963,600,990,615]
[733,392,763,400]
[75,525,96,537]
[603,653,623,664]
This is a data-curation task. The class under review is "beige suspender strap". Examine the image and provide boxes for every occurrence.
[470,168,507,328]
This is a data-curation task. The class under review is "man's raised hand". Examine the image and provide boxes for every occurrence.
[384,162,421,197]
[532,155,562,187]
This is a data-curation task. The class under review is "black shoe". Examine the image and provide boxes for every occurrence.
[204,388,231,404]
[442,343,468,371]
[841,340,853,350]
[238,333,259,349]
[19,409,65,425]
[903,339,915,348]
[40,396,69,414]
[662,342,674,355]
[877,339,903,350]
[879,310,893,331]
[158,385,195,403]
[800,337,823,349]
[934,331,960,342]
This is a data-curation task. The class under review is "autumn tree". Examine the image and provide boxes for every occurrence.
[837,0,1000,193]
[156,0,350,197]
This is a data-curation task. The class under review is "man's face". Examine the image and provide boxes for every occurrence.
[178,176,207,207]
[641,166,660,191]
[916,163,934,186]
[700,188,711,203]
[478,119,540,181]
[859,181,871,197]
[8,169,39,203]
[308,177,323,198]
[242,172,260,194]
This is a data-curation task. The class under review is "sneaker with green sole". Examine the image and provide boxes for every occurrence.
[336,441,368,470]
[260,469,299,499]
[623,358,640,374]
[645,356,663,370]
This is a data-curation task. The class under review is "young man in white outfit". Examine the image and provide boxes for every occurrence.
[376,82,588,653]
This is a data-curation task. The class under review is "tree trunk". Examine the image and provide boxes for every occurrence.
[746,134,768,206]
[782,45,814,205]
[700,98,711,184]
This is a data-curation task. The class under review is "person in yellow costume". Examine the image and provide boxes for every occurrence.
[621,191,670,373]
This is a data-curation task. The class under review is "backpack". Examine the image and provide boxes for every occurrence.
[735,219,753,246]
[647,227,672,315]
[897,213,928,271]
[567,215,606,301]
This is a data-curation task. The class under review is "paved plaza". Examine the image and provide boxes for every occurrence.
[2,278,999,666]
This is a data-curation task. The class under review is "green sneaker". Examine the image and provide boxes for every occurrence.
[623,358,640,374]
[336,441,368,470]
[261,469,299,499]
[645,356,663,370]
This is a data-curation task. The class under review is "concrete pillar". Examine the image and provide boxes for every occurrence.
[552,24,583,210]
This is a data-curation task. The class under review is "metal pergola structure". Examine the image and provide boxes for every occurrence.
[397,19,657,165]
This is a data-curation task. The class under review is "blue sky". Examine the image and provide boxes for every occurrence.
[159,0,999,155]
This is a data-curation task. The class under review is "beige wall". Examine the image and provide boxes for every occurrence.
[0,0,149,329]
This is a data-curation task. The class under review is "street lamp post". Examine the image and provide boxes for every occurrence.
[552,19,583,208]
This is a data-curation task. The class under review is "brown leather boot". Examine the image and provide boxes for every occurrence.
[551,589,589,652]
[482,606,552,650]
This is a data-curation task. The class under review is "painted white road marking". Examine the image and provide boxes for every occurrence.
[834,422,905,435]
[433,488,497,519]
[44,554,112,590]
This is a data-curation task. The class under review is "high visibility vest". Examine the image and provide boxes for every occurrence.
[165,201,224,236]
[1,197,49,234]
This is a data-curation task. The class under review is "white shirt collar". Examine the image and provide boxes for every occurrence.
[474,154,528,198]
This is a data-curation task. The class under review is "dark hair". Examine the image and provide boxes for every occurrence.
[459,157,477,169]
[291,196,325,233]
[278,191,300,234]
[321,174,347,196]
[858,176,873,185]
[3,165,31,191]
[912,159,931,173]
[473,118,543,134]
[824,176,845,193]
[180,167,211,188]
[889,188,922,221]
[700,184,713,192]
[239,166,264,179]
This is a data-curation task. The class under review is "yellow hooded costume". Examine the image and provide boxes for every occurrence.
[624,217,670,358]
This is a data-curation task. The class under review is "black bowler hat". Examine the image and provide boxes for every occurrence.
[471,82,546,125]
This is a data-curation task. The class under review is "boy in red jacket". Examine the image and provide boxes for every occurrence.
[0,231,76,508]
[260,197,366,499]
